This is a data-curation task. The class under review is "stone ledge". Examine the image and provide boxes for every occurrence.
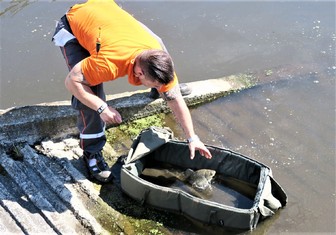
[0,75,254,148]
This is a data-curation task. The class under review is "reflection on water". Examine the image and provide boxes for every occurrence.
[0,0,32,17]
[0,1,335,109]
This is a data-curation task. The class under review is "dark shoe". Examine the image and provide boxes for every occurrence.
[84,151,113,183]
[179,83,192,96]
[149,83,192,99]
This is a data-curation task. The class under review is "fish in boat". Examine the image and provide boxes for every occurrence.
[141,167,216,196]
[184,168,216,191]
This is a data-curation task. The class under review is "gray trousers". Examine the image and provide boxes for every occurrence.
[53,15,106,154]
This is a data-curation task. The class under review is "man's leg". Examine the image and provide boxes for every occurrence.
[53,15,112,182]
[72,85,112,182]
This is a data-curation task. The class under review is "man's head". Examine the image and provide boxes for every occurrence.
[134,49,174,89]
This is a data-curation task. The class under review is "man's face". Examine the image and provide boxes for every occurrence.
[133,64,163,90]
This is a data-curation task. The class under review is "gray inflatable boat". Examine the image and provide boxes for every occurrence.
[120,127,287,230]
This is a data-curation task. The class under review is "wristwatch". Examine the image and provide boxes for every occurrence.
[187,135,200,143]
[97,103,108,114]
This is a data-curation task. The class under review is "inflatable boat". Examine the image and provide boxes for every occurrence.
[120,127,287,230]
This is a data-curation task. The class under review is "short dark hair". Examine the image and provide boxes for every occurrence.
[137,49,174,85]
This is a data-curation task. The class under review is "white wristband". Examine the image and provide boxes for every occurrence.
[187,135,200,143]
[97,103,108,114]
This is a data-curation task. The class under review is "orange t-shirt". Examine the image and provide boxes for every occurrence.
[66,0,177,92]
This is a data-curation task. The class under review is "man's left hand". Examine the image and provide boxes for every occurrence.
[188,141,212,160]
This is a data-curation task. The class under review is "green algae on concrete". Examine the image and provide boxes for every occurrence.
[106,113,166,147]
[7,144,24,161]
[183,73,257,109]
[87,176,176,235]
[98,183,174,235]
[227,73,258,90]
[264,69,273,76]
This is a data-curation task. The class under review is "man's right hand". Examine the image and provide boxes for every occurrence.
[100,106,122,124]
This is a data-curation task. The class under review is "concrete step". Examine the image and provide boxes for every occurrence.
[0,178,57,234]
[0,144,104,234]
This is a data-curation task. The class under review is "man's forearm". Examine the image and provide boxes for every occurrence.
[167,96,196,139]
[167,95,213,160]
[65,62,105,112]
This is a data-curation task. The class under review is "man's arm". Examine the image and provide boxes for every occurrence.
[162,85,212,159]
[65,61,122,124]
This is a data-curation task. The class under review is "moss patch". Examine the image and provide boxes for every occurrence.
[99,183,174,235]
[110,113,165,139]
[6,144,24,161]
[265,69,273,76]
[105,113,166,153]
[228,73,258,89]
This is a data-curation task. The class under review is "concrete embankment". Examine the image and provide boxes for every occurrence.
[0,74,254,147]
[0,75,255,234]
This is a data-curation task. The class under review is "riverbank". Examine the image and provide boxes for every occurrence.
[0,74,257,234]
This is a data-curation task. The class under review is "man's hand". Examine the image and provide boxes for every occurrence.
[188,140,212,160]
[99,106,122,124]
